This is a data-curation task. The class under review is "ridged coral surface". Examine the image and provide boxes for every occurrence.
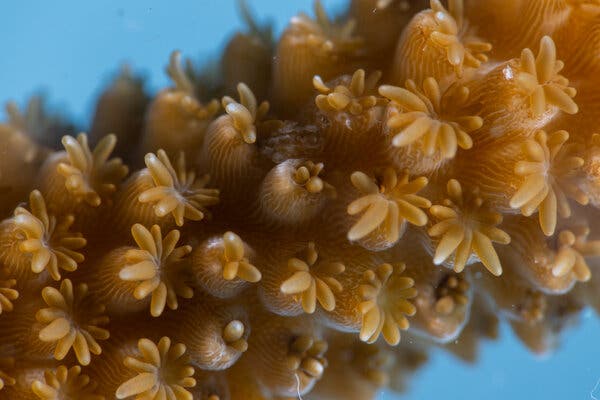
[1,0,600,399]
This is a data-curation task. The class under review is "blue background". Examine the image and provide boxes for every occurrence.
[1,1,599,399]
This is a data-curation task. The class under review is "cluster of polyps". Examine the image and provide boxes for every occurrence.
[0,0,600,399]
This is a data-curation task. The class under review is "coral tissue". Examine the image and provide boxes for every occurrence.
[2,0,600,399]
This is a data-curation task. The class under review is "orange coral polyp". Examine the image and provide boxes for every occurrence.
[510,130,588,236]
[428,179,511,276]
[380,78,479,158]
[515,36,578,117]
[139,150,220,227]
[119,224,193,317]
[35,279,109,366]
[279,241,345,314]
[13,190,86,281]
[2,0,600,398]
[31,365,104,400]
[57,133,128,207]
[347,168,430,249]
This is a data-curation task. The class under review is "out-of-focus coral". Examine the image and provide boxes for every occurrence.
[2,0,600,399]
[32,365,104,400]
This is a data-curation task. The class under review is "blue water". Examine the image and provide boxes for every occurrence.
[2,1,599,399]
[386,312,600,400]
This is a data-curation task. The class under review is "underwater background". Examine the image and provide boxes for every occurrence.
[1,1,599,399]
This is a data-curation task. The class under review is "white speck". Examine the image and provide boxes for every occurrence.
[295,373,304,400]
[502,66,513,80]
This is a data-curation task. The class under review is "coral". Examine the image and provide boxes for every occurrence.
[424,0,491,76]
[0,358,15,390]
[509,130,588,235]
[358,263,417,345]
[549,225,600,281]
[2,0,600,399]
[31,365,104,400]
[285,335,328,382]
[259,159,336,226]
[139,150,220,227]
[90,66,149,162]
[428,179,511,276]
[390,0,492,83]
[433,274,469,315]
[271,0,365,112]
[221,83,269,145]
[56,133,128,207]
[6,190,86,281]
[162,301,250,370]
[314,69,382,116]
[36,279,109,365]
[292,161,326,193]
[5,95,76,149]
[115,337,196,400]
[280,241,345,313]
[189,231,261,300]
[119,224,193,317]
[515,36,578,117]
[0,279,18,314]
[579,133,600,206]
[217,231,261,282]
[379,78,479,159]
[141,51,219,160]
[346,168,430,249]
[220,0,273,100]
[0,123,47,218]
[199,82,269,203]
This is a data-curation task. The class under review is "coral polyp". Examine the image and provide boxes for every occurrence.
[358,263,417,345]
[3,190,86,281]
[32,365,104,400]
[140,150,220,227]
[36,279,110,366]
[119,224,194,317]
[346,168,430,249]
[510,130,587,236]
[115,337,196,400]
[379,78,478,159]
[428,179,511,276]
[2,0,600,399]
[516,36,578,117]
[279,241,345,313]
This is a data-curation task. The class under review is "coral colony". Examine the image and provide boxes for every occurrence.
[1,0,600,399]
